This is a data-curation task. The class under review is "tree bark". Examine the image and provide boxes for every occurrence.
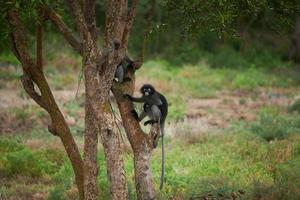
[134,146,156,200]
[83,98,99,200]
[100,101,129,200]
[113,81,159,200]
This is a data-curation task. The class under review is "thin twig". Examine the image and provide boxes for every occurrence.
[108,99,125,142]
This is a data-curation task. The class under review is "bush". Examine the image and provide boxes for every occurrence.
[208,46,249,69]
[3,149,44,177]
[0,139,58,177]
[288,99,300,113]
[232,67,269,90]
[250,108,300,141]
[0,139,25,153]
[47,161,74,200]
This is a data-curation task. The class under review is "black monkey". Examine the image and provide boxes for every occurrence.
[125,84,168,190]
[114,55,133,83]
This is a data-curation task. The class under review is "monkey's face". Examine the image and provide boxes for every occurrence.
[140,84,155,96]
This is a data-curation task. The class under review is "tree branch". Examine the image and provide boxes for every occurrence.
[122,0,139,48]
[20,74,46,109]
[65,0,90,41]
[36,22,43,70]
[83,0,97,42]
[44,6,83,55]
[139,0,156,64]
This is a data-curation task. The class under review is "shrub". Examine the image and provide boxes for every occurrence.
[288,99,300,113]
[0,139,24,153]
[3,149,44,176]
[0,139,57,177]
[47,162,74,200]
[250,108,300,141]
[232,67,269,90]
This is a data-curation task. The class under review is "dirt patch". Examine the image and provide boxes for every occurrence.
[0,89,80,109]
[187,88,296,129]
[0,111,36,134]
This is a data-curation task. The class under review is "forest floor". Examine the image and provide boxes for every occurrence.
[0,60,300,200]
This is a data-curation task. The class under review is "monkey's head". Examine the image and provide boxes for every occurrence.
[140,84,155,96]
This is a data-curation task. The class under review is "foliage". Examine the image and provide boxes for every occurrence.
[288,99,300,113]
[1,149,56,177]
[250,107,300,141]
[162,0,300,37]
[232,67,268,90]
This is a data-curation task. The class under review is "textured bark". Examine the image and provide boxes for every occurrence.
[99,102,128,200]
[83,98,99,200]
[7,11,84,200]
[134,149,156,200]
[65,0,130,198]
[113,81,160,200]
[109,1,160,198]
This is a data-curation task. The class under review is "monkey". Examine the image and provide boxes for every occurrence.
[124,84,168,190]
[114,55,133,83]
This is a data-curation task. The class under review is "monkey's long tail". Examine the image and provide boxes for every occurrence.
[159,121,165,190]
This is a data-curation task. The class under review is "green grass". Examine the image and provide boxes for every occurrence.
[139,59,300,101]
[250,107,300,141]
[1,121,299,199]
[288,98,300,113]
[1,48,300,199]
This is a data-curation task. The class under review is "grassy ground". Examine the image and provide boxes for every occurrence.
[0,52,300,199]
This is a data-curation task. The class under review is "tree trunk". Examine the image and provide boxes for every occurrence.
[83,99,99,200]
[134,148,156,200]
[113,82,159,200]
[99,102,128,200]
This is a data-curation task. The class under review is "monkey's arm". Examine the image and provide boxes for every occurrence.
[124,94,146,103]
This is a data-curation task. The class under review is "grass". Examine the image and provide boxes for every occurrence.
[1,46,300,199]
[1,122,299,199]
[250,107,300,141]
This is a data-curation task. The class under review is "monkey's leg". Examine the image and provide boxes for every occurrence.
[138,111,147,122]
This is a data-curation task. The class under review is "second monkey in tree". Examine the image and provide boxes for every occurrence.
[114,55,134,83]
